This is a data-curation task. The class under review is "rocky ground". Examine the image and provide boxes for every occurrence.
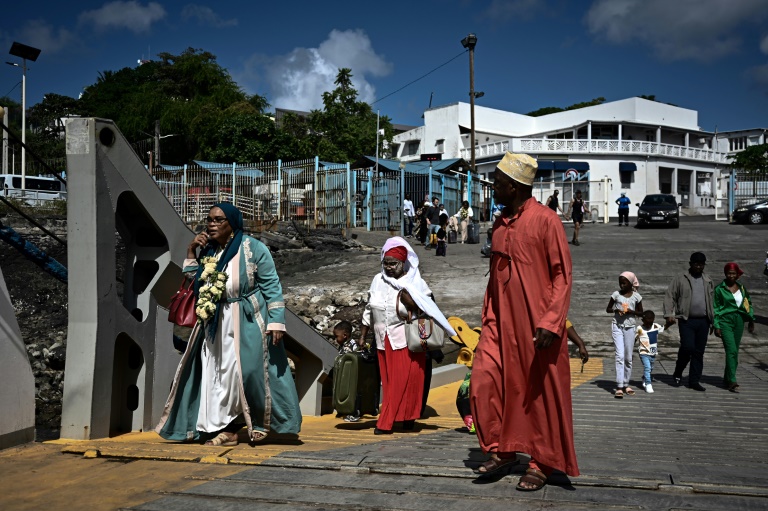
[1,216,379,439]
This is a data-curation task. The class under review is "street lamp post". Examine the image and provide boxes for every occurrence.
[7,42,41,192]
[461,34,478,175]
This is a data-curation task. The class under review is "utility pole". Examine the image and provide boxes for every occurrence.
[1,105,8,173]
[154,119,161,167]
[461,34,478,174]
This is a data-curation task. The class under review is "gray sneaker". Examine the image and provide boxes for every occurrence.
[343,415,361,422]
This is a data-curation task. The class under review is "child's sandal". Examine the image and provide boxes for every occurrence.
[614,389,624,398]
[624,387,635,396]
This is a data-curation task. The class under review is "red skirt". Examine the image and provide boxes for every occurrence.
[377,335,426,430]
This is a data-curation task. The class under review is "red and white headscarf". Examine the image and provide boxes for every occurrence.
[380,237,456,336]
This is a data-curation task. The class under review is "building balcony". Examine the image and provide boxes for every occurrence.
[459,138,728,164]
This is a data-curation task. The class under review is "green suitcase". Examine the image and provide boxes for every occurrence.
[333,352,380,417]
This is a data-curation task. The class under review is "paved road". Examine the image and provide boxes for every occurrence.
[127,217,768,510]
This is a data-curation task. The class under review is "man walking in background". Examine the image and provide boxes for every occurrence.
[403,194,415,237]
[663,252,714,391]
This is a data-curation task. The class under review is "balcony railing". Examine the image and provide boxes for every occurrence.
[459,138,727,164]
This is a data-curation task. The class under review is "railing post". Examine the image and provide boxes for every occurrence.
[400,163,405,237]
[366,167,373,231]
[277,159,282,221]
[314,156,319,230]
[428,163,433,199]
[182,164,188,223]
[346,162,351,234]
[603,176,610,224]
[729,171,735,221]
[232,162,236,207]
[467,171,472,207]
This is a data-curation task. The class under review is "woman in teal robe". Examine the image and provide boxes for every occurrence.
[156,203,301,445]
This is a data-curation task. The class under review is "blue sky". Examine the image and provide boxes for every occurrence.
[1,0,767,133]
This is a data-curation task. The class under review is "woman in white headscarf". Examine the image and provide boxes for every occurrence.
[358,237,456,434]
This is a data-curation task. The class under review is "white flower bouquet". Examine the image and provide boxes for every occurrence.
[195,256,228,324]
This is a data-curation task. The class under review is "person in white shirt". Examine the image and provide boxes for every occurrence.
[357,237,455,434]
[636,311,664,393]
[453,200,474,243]
[403,194,415,237]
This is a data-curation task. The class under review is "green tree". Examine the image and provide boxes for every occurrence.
[78,48,270,164]
[286,68,392,162]
[729,143,768,173]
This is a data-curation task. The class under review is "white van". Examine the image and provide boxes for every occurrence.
[0,174,67,201]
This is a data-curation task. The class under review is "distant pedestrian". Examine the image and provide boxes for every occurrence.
[403,194,415,237]
[615,192,631,226]
[546,189,564,216]
[435,227,447,257]
[606,271,643,398]
[713,262,755,393]
[425,197,441,248]
[663,252,714,392]
[453,200,474,243]
[438,204,450,228]
[636,311,664,394]
[567,190,585,246]
[416,202,429,245]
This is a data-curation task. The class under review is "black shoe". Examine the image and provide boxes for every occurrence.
[673,375,682,386]
[402,420,415,431]
[688,383,706,391]
[374,427,392,435]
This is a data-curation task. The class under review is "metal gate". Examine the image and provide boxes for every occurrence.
[355,168,402,231]
[315,163,349,229]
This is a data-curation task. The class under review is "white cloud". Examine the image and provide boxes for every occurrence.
[181,5,238,28]
[9,20,75,55]
[481,0,547,21]
[586,0,768,62]
[255,29,392,111]
[761,35,768,55]
[79,1,166,33]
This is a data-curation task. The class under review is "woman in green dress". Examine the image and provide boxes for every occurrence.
[713,262,755,393]
[156,203,301,445]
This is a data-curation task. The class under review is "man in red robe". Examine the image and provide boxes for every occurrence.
[470,151,578,491]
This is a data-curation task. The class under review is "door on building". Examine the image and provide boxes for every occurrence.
[677,169,692,208]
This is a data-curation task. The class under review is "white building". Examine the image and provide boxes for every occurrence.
[391,98,741,219]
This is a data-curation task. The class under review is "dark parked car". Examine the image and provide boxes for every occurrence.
[636,194,680,228]
[731,199,768,224]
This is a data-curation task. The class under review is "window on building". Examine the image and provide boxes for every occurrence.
[406,141,420,156]
[619,171,634,188]
[729,137,746,151]
[389,143,400,158]
[436,139,445,153]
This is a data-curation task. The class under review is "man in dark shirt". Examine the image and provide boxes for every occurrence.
[663,252,714,391]
[546,190,563,215]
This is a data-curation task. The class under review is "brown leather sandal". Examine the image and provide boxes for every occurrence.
[204,432,238,447]
[516,468,547,491]
[473,455,518,475]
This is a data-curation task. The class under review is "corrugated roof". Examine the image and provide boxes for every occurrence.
[192,161,265,178]
[362,156,467,174]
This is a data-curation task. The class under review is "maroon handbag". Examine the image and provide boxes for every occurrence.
[168,277,197,328]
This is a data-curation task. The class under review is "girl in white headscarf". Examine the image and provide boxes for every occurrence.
[358,237,456,434]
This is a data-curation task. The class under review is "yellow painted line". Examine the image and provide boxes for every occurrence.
[54,358,601,465]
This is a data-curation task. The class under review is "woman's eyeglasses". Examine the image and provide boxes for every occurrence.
[382,260,402,268]
[205,216,228,225]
